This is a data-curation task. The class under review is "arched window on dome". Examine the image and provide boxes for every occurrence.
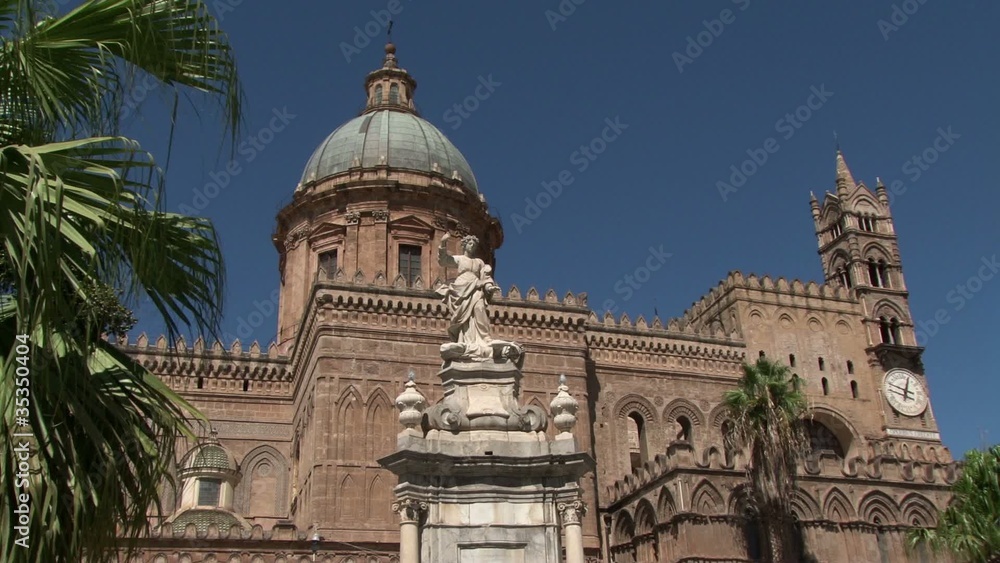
[374,84,383,104]
[389,83,399,104]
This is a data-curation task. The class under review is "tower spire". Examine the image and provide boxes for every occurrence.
[835,149,856,192]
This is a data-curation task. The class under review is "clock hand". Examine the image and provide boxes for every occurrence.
[887,384,913,401]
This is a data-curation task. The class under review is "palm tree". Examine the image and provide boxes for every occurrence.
[723,357,808,563]
[907,445,1000,563]
[0,1,242,561]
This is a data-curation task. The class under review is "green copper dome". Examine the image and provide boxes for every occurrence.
[300,109,479,193]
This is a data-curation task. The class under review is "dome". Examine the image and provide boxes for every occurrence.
[169,508,246,534]
[190,444,237,471]
[300,109,479,193]
[183,436,238,473]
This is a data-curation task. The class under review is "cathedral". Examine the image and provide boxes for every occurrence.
[122,44,959,562]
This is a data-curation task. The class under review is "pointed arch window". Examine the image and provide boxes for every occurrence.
[868,258,882,287]
[879,316,902,345]
[626,412,648,471]
[890,317,902,345]
[879,317,892,344]
[860,215,876,232]
[675,416,692,443]
[878,260,890,288]
[835,265,853,289]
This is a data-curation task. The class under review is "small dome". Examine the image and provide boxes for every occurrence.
[169,508,246,534]
[300,109,479,193]
[190,444,237,471]
[183,434,238,473]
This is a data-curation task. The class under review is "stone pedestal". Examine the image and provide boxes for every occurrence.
[380,358,593,563]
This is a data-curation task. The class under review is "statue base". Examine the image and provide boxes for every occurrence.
[379,359,593,563]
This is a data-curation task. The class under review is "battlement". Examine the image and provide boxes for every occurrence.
[118,333,292,396]
[679,270,854,327]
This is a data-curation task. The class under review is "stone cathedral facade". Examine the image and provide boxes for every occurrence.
[122,45,959,562]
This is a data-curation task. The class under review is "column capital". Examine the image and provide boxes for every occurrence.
[392,498,428,524]
[557,500,587,525]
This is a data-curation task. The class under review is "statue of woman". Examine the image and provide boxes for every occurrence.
[436,233,499,361]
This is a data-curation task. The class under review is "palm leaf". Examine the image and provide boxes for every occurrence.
[0,0,242,146]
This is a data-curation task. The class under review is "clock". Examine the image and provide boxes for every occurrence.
[882,369,928,417]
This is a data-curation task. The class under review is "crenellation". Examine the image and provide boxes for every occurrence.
[526,286,540,301]
[508,284,520,299]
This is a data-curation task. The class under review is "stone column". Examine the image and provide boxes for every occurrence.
[559,500,587,563]
[393,499,426,563]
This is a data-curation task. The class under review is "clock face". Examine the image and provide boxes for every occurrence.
[883,369,928,417]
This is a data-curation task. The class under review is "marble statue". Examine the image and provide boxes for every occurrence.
[435,233,501,362]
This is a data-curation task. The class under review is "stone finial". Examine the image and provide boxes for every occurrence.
[395,369,427,430]
[549,374,579,434]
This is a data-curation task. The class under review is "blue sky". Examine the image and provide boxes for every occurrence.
[123,1,998,457]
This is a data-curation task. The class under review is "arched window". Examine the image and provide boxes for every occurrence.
[626,413,647,471]
[818,357,825,371]
[374,84,383,104]
[788,354,796,367]
[389,83,400,104]
[890,317,902,345]
[821,377,829,395]
[868,259,882,287]
[879,317,892,344]
[675,416,692,443]
[878,260,890,288]
[803,420,844,457]
[850,380,859,398]
[847,360,854,374]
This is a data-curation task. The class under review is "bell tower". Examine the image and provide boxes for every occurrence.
[810,149,942,444]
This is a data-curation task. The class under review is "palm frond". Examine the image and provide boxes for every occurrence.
[0,0,242,145]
